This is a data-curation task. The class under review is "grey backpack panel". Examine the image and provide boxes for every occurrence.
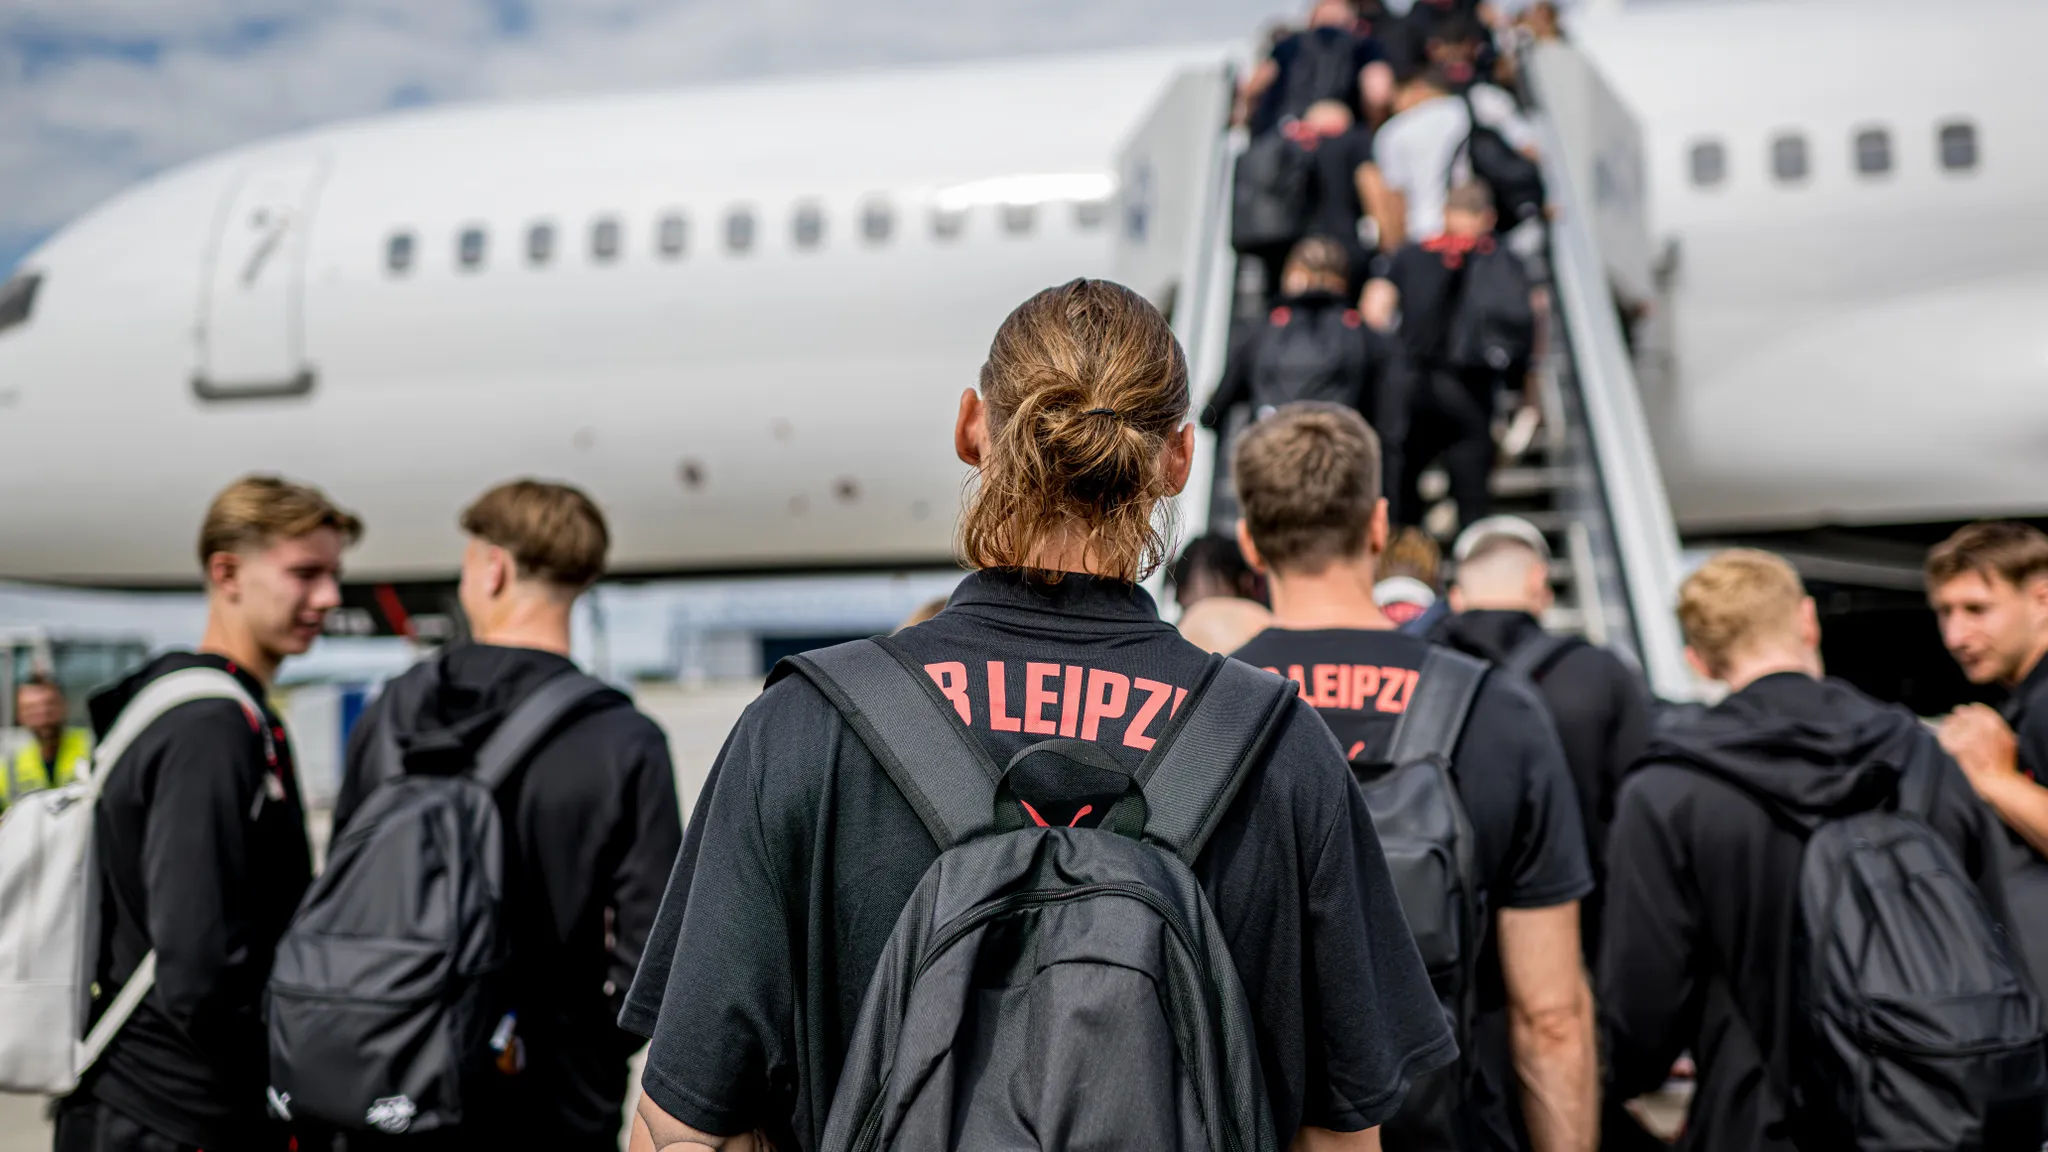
[782,640,1291,1152]
[266,671,614,1134]
[1796,749,2048,1149]
[1350,647,1487,1152]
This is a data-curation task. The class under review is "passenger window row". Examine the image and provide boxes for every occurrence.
[384,196,1112,275]
[1688,120,1979,188]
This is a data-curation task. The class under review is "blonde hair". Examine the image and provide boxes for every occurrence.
[958,279,1189,583]
[460,479,610,590]
[1677,549,1807,675]
[198,475,362,574]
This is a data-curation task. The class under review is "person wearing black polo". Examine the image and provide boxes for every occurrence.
[621,280,1454,1152]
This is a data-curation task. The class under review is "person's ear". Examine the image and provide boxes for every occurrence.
[1528,560,1553,611]
[1368,498,1390,558]
[1684,646,1717,683]
[1448,585,1467,612]
[1163,423,1196,497]
[1799,596,1823,652]
[207,552,241,602]
[955,390,989,467]
[2027,575,2048,619]
[1236,519,1269,575]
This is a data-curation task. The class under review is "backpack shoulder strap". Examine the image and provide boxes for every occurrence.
[1135,656,1297,866]
[77,665,263,1079]
[1502,632,1583,684]
[1389,647,1488,768]
[471,671,617,792]
[775,637,1004,850]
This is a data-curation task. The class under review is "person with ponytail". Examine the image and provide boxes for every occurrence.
[621,280,1454,1152]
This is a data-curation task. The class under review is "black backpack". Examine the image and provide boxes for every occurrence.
[266,671,616,1135]
[1500,632,1582,685]
[1350,648,1487,1152]
[1791,747,2048,1148]
[1274,28,1363,124]
[781,639,1291,1152]
[1249,301,1371,412]
[1443,244,1534,374]
[1453,90,1545,229]
[1232,131,1315,253]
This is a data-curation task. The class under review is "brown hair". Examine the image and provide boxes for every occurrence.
[461,479,611,590]
[198,475,362,572]
[958,279,1189,582]
[1926,521,2048,592]
[16,672,60,698]
[1378,526,1442,586]
[1285,235,1351,286]
[1233,402,1381,574]
[1677,549,1806,674]
[1446,181,1495,216]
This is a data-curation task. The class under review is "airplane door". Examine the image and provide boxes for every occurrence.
[1111,64,1234,320]
[195,157,325,400]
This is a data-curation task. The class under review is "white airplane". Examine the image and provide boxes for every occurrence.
[0,0,2039,589]
[0,46,1231,585]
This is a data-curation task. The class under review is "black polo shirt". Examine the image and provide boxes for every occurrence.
[623,569,1455,1151]
[1999,656,2048,989]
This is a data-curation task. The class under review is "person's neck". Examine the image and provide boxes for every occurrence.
[198,614,280,687]
[1024,532,1121,581]
[1268,554,1393,631]
[1720,649,1822,694]
[2007,633,2048,689]
[473,596,575,657]
[36,730,60,759]
[1456,597,1538,617]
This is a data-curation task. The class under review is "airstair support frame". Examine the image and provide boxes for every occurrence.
[1523,50,1696,702]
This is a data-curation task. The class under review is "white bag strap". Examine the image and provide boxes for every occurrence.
[75,667,264,1078]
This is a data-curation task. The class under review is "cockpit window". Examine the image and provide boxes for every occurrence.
[0,272,41,336]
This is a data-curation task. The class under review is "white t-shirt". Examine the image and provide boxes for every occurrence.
[1373,85,1536,239]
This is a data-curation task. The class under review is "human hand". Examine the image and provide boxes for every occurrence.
[1939,703,2021,787]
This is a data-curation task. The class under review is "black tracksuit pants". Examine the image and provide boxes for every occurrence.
[1397,365,1500,531]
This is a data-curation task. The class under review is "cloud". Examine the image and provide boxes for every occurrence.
[0,0,1275,268]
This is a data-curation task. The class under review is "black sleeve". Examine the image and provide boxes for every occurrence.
[607,715,685,1028]
[139,700,273,1066]
[1599,654,1655,837]
[1597,770,1702,1101]
[1363,327,1412,498]
[2017,708,2048,782]
[1203,329,1257,428]
[1487,679,1594,909]
[1286,705,1460,1130]
[626,682,817,1137]
[332,696,380,838]
[1923,732,2018,931]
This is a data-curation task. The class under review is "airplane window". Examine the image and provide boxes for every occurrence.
[861,200,893,244]
[0,272,40,336]
[726,208,755,253]
[657,212,687,259]
[1074,199,1109,229]
[1771,134,1808,183]
[793,203,825,250]
[591,217,622,263]
[527,222,555,266]
[457,226,487,271]
[1688,141,1725,187]
[386,231,416,275]
[931,207,966,241]
[1854,128,1891,176]
[1940,122,1979,171]
[1001,204,1036,236]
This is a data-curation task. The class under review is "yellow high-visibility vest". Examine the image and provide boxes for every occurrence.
[3,728,92,806]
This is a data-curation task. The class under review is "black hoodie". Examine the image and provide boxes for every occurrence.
[333,643,682,1145]
[83,651,311,1151]
[1598,673,2015,1152]
[1430,609,1653,956]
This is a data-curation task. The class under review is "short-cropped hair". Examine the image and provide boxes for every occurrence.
[1445,181,1494,216]
[461,479,610,590]
[1284,235,1352,284]
[1677,549,1806,673]
[1926,521,2048,592]
[198,475,362,572]
[1233,403,1381,574]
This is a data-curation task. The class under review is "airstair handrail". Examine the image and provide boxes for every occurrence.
[1523,54,1697,701]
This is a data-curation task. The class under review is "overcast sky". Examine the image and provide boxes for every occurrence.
[0,0,1294,272]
